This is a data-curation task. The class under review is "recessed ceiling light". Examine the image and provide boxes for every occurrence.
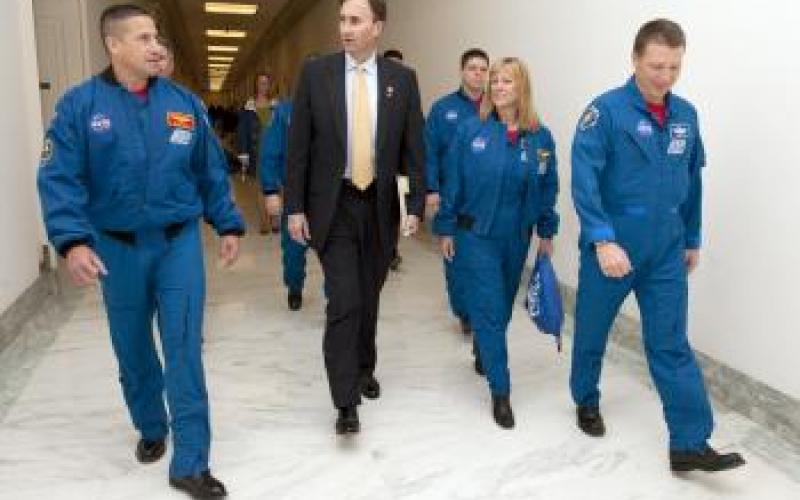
[205,3,258,15]
[207,45,239,52]
[208,63,232,69]
[208,56,235,62]
[206,29,247,39]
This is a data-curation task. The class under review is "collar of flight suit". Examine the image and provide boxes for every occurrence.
[624,75,676,122]
[99,66,158,91]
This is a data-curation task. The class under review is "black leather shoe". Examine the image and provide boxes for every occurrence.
[389,255,402,271]
[335,406,360,435]
[492,395,515,429]
[135,437,166,464]
[288,292,302,311]
[459,318,472,336]
[576,406,606,437]
[360,375,381,399]
[169,471,227,498]
[670,446,746,472]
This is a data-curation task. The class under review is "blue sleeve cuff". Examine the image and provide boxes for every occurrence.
[432,216,456,236]
[585,226,616,244]
[685,235,702,249]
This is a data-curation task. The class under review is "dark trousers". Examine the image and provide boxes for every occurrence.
[318,183,389,408]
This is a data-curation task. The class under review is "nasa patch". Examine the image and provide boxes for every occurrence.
[90,113,112,133]
[471,136,487,153]
[637,119,653,137]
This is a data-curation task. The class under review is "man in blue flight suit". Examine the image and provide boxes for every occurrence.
[570,19,744,472]
[37,5,243,498]
[425,48,489,342]
[260,99,309,310]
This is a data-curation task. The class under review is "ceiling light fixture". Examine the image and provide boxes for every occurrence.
[206,29,247,39]
[207,45,239,53]
[208,56,235,62]
[205,3,258,15]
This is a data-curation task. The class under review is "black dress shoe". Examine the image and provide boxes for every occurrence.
[287,292,303,311]
[576,406,606,437]
[360,375,381,399]
[169,470,227,498]
[135,437,166,464]
[670,446,746,472]
[335,406,360,435]
[389,255,402,271]
[492,395,515,429]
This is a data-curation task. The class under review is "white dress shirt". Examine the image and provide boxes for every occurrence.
[344,51,379,180]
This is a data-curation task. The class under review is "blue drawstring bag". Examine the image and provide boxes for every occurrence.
[525,253,564,351]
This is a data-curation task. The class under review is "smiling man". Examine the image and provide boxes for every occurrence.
[285,0,425,435]
[569,19,745,473]
[37,4,243,498]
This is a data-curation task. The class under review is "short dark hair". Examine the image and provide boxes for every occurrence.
[633,19,686,56]
[460,48,489,69]
[383,49,403,61]
[339,0,387,23]
[100,4,152,38]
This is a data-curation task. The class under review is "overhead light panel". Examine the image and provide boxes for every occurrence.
[208,45,239,53]
[209,55,235,62]
[205,3,258,15]
[206,29,247,39]
[208,63,231,69]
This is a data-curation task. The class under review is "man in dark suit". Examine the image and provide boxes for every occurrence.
[286,0,425,435]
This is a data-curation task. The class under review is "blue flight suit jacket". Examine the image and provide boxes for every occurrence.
[37,68,245,256]
[571,76,705,249]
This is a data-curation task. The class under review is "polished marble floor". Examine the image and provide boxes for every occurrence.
[0,179,797,499]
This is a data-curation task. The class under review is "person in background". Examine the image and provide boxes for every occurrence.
[425,48,489,362]
[238,72,278,234]
[36,4,244,497]
[155,36,174,78]
[569,18,745,472]
[435,57,559,429]
[259,98,310,311]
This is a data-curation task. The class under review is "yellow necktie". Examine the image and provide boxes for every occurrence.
[351,65,373,190]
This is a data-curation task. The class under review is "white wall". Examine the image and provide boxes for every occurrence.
[0,0,46,312]
[379,0,800,399]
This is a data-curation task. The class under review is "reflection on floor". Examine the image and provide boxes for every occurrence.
[0,177,797,499]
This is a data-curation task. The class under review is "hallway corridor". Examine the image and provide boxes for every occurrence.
[0,179,797,499]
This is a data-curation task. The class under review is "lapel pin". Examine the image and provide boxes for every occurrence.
[386,85,394,99]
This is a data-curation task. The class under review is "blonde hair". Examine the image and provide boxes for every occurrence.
[479,57,539,131]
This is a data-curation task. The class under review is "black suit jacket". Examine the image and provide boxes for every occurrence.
[286,52,426,254]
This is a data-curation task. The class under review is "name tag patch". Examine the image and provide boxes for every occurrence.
[446,109,459,121]
[167,112,195,130]
[537,149,552,175]
[668,123,690,155]
[170,129,193,145]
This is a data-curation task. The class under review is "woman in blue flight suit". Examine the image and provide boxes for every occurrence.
[435,57,559,429]
[260,99,310,310]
